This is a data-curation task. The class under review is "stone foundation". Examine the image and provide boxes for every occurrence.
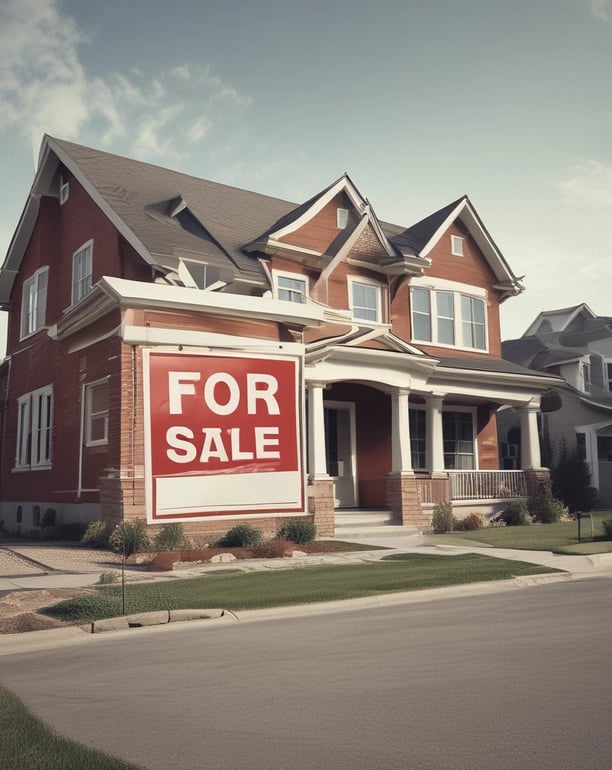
[386,473,431,527]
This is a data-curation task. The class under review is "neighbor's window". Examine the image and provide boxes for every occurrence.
[15,385,53,469]
[606,361,612,393]
[84,380,109,446]
[72,240,93,304]
[582,362,591,394]
[349,278,384,323]
[21,267,48,339]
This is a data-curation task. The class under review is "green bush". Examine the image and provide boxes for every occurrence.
[153,523,186,551]
[98,570,119,584]
[497,500,532,526]
[82,520,113,548]
[528,493,568,524]
[454,513,482,531]
[38,526,60,541]
[277,520,317,544]
[109,520,149,557]
[218,524,263,548]
[431,503,455,533]
[602,517,612,539]
[552,448,598,513]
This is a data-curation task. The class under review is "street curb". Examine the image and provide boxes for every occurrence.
[89,608,227,633]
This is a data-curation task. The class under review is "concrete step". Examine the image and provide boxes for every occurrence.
[333,509,421,539]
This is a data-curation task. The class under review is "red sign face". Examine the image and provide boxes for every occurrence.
[144,351,304,521]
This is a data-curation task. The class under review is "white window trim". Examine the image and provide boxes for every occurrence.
[604,359,612,393]
[273,270,309,303]
[348,276,386,324]
[451,234,464,256]
[15,384,53,471]
[337,207,349,229]
[59,176,69,205]
[20,266,49,340]
[410,277,488,352]
[84,378,109,447]
[72,239,93,305]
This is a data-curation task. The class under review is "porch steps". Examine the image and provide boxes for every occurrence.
[334,509,421,539]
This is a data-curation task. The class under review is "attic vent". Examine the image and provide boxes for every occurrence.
[337,208,349,229]
[60,176,69,205]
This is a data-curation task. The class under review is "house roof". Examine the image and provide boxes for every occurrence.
[521,303,598,337]
[1,135,525,306]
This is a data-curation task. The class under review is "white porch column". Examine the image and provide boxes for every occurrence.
[391,388,413,473]
[426,394,445,474]
[307,381,328,479]
[519,403,542,469]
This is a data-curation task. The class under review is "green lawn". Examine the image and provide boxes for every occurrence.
[0,686,141,770]
[430,511,612,554]
[44,553,559,623]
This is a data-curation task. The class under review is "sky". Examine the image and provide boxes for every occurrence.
[1,0,612,356]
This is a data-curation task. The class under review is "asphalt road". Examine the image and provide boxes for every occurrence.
[1,578,611,770]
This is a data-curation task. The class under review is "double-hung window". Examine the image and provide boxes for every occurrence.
[20,267,48,339]
[605,361,612,393]
[410,282,487,351]
[84,380,109,446]
[72,240,93,304]
[15,385,53,469]
[349,278,384,323]
[408,407,476,470]
[276,273,307,303]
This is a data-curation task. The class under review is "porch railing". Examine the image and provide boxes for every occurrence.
[448,470,527,501]
[416,471,527,504]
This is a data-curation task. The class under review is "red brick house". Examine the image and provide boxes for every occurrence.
[0,136,560,538]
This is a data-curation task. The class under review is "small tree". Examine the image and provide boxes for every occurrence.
[552,447,597,514]
[431,503,455,533]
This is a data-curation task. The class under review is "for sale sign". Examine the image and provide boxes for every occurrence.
[144,350,305,521]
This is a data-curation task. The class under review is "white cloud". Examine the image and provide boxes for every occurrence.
[559,159,612,207]
[0,0,253,166]
[590,0,611,22]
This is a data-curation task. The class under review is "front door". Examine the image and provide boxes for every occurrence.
[324,401,357,507]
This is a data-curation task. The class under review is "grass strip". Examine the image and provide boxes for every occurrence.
[43,553,559,623]
[430,511,612,553]
[0,686,141,770]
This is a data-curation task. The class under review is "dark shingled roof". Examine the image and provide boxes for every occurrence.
[387,197,465,255]
[53,137,299,284]
[435,354,552,378]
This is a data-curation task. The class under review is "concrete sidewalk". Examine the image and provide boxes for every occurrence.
[2,534,612,592]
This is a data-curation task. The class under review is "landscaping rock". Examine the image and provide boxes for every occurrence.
[210,553,237,563]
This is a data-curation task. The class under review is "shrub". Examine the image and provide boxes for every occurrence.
[277,520,317,544]
[109,519,149,557]
[528,492,568,524]
[153,523,186,551]
[56,522,87,541]
[497,500,532,527]
[98,570,119,584]
[82,520,113,548]
[431,503,455,534]
[602,517,612,539]
[38,526,60,541]
[552,448,598,513]
[218,524,263,548]
[41,508,57,528]
[454,513,482,531]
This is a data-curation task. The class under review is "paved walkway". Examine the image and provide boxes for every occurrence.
[2,534,612,592]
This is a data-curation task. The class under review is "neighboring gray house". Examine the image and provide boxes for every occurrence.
[501,304,612,506]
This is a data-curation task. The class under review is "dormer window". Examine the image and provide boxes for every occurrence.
[59,176,69,205]
[275,272,307,303]
[451,235,464,256]
[337,208,349,229]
